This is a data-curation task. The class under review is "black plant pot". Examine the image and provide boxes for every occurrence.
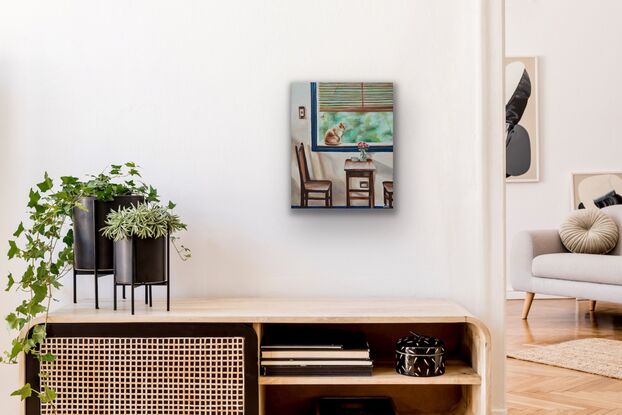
[113,235,170,315]
[114,236,168,284]
[72,195,144,271]
[72,195,144,309]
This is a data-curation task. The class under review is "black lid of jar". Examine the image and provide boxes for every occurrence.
[396,332,445,354]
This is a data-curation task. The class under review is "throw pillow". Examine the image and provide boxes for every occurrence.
[559,209,619,254]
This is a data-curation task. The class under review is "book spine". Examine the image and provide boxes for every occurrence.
[261,351,370,359]
[261,366,373,376]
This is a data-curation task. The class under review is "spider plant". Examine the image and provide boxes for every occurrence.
[101,202,191,260]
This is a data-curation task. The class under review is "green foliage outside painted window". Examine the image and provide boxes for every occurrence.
[319,112,393,145]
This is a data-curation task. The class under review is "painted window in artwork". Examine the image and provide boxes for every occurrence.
[312,82,394,152]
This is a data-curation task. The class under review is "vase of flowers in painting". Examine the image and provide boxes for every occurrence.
[357,142,369,161]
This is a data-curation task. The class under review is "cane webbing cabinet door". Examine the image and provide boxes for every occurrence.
[24,323,258,415]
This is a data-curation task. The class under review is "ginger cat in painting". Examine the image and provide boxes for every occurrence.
[324,122,346,145]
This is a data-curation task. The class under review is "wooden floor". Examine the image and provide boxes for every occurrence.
[507,299,622,414]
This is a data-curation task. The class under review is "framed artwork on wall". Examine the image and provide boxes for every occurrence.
[571,172,622,210]
[290,82,394,209]
[505,56,539,183]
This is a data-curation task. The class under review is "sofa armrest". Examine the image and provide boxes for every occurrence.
[510,230,567,293]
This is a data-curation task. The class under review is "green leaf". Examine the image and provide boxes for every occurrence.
[8,338,23,361]
[5,313,24,330]
[6,273,14,291]
[32,325,46,344]
[60,175,79,185]
[40,353,56,362]
[27,189,41,208]
[23,338,36,354]
[63,229,74,246]
[32,283,48,303]
[36,172,53,192]
[38,386,56,403]
[10,383,32,400]
[109,164,122,175]
[125,161,136,168]
[13,222,25,238]
[20,265,34,288]
[7,240,19,259]
[146,186,159,202]
[167,201,176,209]
[29,303,47,316]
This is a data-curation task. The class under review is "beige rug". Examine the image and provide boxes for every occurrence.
[508,338,622,379]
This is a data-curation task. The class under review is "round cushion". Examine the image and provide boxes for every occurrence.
[559,209,619,254]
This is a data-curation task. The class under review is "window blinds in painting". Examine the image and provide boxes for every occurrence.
[318,82,393,112]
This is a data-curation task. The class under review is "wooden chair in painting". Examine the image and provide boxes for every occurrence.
[383,181,393,208]
[295,143,332,207]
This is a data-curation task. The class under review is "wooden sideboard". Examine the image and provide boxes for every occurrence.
[22,298,490,415]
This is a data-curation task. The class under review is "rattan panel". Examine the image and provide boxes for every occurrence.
[39,337,245,415]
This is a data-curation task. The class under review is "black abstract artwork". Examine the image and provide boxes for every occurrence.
[581,190,622,209]
[506,69,532,178]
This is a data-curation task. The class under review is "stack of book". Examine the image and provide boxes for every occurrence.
[260,328,372,376]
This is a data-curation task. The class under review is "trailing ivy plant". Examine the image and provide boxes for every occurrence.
[101,202,191,260]
[2,162,159,409]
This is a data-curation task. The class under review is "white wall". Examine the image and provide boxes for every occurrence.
[506,0,622,295]
[0,1,505,412]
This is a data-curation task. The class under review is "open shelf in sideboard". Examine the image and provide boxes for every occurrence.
[263,384,472,415]
[255,320,489,415]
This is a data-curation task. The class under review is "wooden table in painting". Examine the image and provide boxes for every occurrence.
[344,159,376,208]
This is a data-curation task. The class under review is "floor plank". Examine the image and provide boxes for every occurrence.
[507,298,622,414]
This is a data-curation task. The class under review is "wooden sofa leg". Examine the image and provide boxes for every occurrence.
[522,292,535,320]
[589,300,596,312]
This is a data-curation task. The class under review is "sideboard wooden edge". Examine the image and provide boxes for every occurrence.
[18,352,25,415]
[32,315,473,326]
[26,298,479,328]
[464,317,492,415]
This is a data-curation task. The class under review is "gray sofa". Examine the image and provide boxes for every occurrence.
[511,204,622,319]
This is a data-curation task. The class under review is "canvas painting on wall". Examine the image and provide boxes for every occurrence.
[291,82,394,209]
[572,172,622,210]
[505,57,539,182]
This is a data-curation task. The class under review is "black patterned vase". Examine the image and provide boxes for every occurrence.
[396,332,446,377]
